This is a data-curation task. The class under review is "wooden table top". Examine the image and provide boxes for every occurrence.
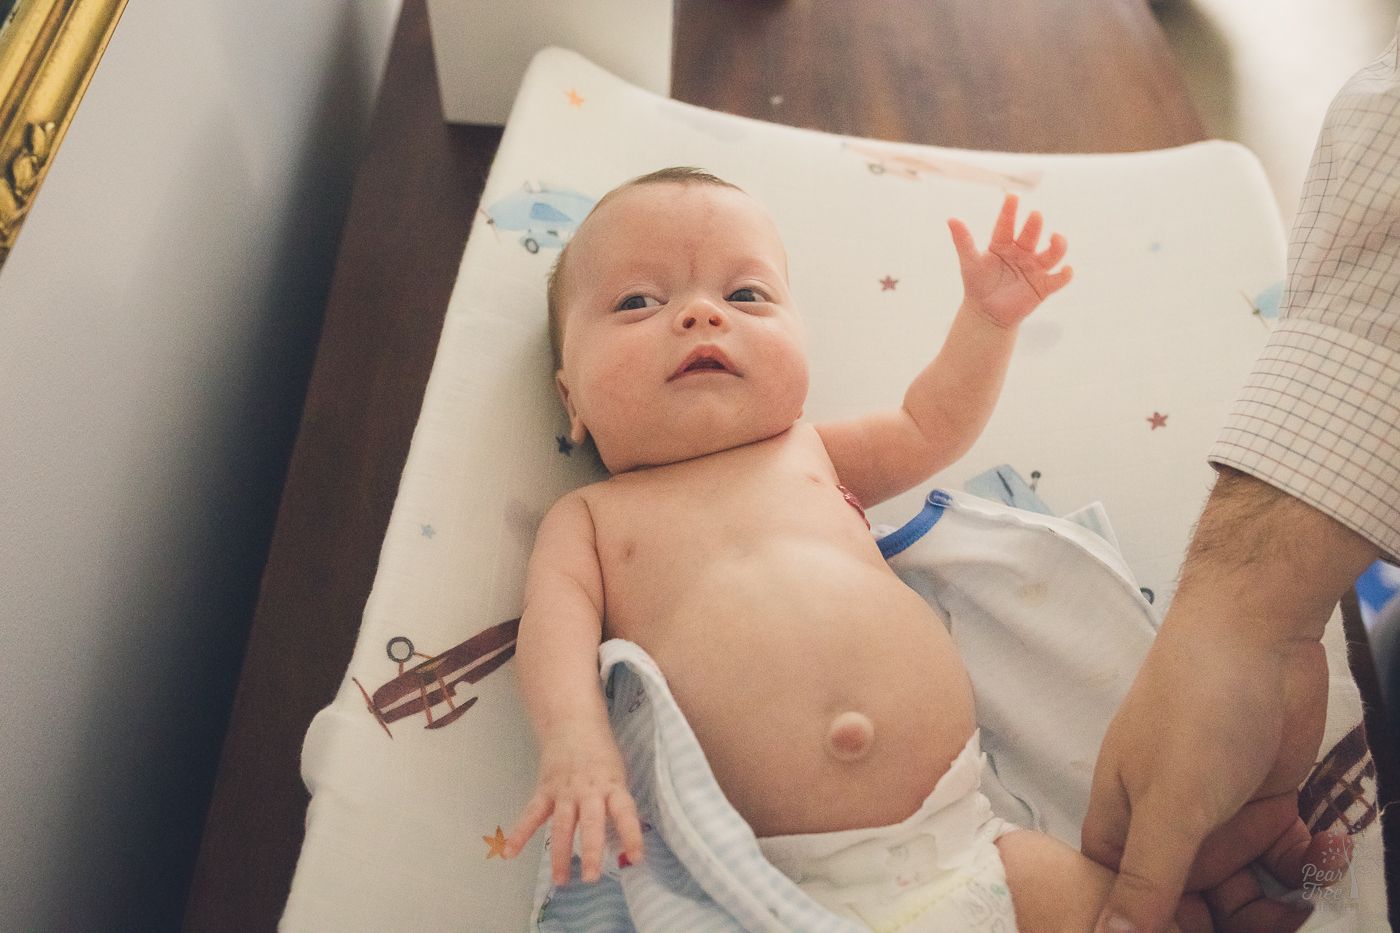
[182,1,1205,929]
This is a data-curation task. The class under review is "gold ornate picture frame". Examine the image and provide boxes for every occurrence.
[0,0,128,269]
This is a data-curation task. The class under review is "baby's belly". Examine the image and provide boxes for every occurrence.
[633,544,977,838]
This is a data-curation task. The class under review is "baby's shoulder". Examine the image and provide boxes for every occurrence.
[557,473,648,516]
[536,481,643,549]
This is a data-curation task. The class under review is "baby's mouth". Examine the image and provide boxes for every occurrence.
[671,346,739,379]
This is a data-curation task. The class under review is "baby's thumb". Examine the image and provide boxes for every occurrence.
[947,217,977,260]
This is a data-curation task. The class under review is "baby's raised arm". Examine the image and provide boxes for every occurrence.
[817,194,1071,507]
[504,492,644,883]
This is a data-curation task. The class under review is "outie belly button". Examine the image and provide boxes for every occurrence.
[826,710,875,762]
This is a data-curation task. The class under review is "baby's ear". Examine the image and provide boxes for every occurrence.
[555,371,589,445]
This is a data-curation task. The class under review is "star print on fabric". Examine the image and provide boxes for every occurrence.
[557,435,574,455]
[1147,412,1168,430]
[421,524,435,538]
[879,275,899,291]
[484,826,508,859]
[565,87,585,108]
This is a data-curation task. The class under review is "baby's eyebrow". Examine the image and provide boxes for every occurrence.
[732,257,786,279]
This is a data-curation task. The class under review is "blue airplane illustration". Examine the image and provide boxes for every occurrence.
[482,183,596,253]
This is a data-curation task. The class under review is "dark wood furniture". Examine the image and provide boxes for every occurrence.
[185,1,1337,929]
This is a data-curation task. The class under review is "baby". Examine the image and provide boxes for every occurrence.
[503,168,1328,932]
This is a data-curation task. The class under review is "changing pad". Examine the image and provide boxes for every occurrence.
[280,48,1384,931]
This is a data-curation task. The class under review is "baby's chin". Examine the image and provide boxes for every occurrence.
[598,420,800,475]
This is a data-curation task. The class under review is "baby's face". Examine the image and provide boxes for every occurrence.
[556,183,809,474]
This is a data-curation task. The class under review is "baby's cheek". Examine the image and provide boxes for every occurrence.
[769,350,810,422]
[761,330,817,395]
[591,355,650,415]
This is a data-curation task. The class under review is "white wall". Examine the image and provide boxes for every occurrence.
[0,0,402,928]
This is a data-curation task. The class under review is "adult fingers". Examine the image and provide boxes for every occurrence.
[1081,766,1131,872]
[1184,794,1299,890]
[1203,865,1312,933]
[1093,795,1211,933]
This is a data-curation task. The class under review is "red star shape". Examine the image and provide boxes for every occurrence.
[565,87,585,109]
[1147,412,1168,430]
[879,275,898,291]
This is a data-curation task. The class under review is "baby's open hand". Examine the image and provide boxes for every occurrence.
[504,738,644,885]
[948,193,1072,329]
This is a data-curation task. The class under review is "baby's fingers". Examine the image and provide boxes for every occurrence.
[991,193,1020,244]
[610,788,646,867]
[1043,265,1073,296]
[1037,231,1069,270]
[947,217,978,263]
[1014,209,1044,252]
[504,793,553,861]
[1263,822,1351,891]
[576,794,609,882]
[548,799,579,884]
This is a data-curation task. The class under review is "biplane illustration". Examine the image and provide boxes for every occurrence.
[844,141,1042,192]
[353,618,520,738]
[480,183,595,253]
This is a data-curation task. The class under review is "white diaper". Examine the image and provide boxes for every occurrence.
[757,730,1018,933]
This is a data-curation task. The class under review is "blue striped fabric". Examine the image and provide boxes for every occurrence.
[530,641,867,933]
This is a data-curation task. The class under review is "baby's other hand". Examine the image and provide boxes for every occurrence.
[1187,793,1351,932]
[504,739,644,885]
[948,193,1072,329]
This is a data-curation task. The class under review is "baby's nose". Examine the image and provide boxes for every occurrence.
[682,310,724,329]
[678,300,727,330]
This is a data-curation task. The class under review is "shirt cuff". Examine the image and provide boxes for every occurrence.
[1209,317,1400,560]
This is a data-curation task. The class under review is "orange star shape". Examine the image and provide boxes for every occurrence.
[565,87,585,109]
[879,275,898,291]
[484,825,508,859]
[1147,411,1168,430]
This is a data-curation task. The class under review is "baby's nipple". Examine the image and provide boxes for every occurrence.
[825,711,875,762]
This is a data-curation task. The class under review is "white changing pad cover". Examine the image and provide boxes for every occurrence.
[281,48,1384,932]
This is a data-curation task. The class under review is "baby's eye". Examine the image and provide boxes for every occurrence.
[616,295,660,312]
[727,287,761,302]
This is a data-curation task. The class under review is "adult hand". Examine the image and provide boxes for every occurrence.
[1081,469,1380,933]
[1083,619,1326,932]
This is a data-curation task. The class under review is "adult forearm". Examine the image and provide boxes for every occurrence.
[1169,467,1380,645]
[1082,467,1382,933]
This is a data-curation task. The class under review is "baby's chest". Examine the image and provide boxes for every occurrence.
[592,461,863,571]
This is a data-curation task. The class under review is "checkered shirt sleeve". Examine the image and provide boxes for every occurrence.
[1210,31,1400,560]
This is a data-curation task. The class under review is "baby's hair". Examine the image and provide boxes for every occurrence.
[547,167,745,371]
